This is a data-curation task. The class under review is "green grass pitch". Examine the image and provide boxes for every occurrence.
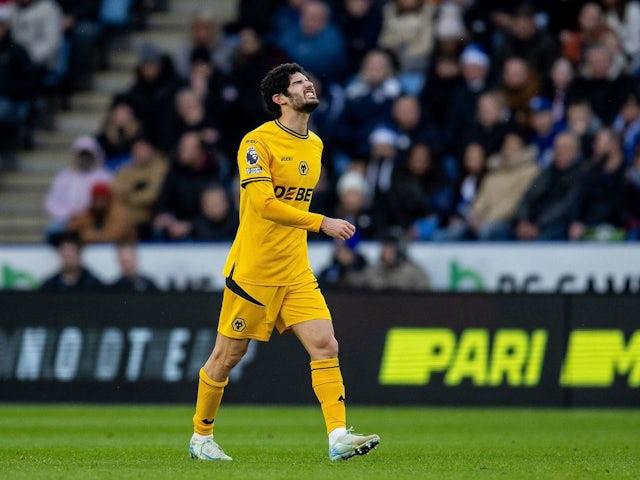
[1,405,639,480]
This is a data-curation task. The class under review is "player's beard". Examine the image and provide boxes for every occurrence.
[298,100,320,113]
[288,92,320,114]
[296,99,319,114]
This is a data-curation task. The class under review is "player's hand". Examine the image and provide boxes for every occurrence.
[320,217,356,240]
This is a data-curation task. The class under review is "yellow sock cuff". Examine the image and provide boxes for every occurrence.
[199,368,229,388]
[310,358,342,388]
[310,357,339,370]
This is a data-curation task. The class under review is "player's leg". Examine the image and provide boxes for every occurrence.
[291,318,344,430]
[191,280,278,461]
[283,278,380,460]
[194,333,250,435]
[190,333,249,461]
[292,319,380,460]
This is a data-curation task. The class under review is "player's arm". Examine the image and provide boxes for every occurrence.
[245,179,323,230]
[245,180,355,239]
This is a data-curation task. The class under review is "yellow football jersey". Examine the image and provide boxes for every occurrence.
[223,119,325,285]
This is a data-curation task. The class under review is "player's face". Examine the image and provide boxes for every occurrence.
[285,72,319,113]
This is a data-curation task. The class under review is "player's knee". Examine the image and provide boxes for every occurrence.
[317,335,339,358]
[211,343,247,372]
[328,337,339,357]
[219,350,245,371]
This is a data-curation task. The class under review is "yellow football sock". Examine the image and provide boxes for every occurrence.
[310,358,346,434]
[192,368,228,436]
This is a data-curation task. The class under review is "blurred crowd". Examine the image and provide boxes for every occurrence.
[0,0,162,169]
[3,0,640,282]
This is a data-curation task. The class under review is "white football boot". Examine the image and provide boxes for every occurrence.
[189,434,232,461]
[329,428,380,461]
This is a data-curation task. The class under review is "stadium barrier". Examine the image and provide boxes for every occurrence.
[0,292,637,406]
[2,242,640,293]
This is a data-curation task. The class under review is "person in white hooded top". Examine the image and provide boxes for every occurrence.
[44,135,112,240]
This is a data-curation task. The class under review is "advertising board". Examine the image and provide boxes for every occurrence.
[1,293,637,406]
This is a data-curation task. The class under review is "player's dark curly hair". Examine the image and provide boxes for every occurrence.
[260,63,308,119]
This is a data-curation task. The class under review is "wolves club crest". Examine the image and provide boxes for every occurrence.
[246,146,259,165]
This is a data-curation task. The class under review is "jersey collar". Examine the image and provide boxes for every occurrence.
[275,119,309,139]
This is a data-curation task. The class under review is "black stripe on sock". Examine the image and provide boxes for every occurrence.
[311,365,340,371]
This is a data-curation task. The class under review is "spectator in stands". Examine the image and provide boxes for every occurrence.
[433,141,487,241]
[445,43,492,157]
[566,43,637,125]
[390,94,427,160]
[275,0,348,82]
[491,2,560,76]
[455,140,488,215]
[183,46,242,160]
[67,181,137,244]
[110,243,158,292]
[233,0,282,37]
[171,87,218,148]
[358,227,430,291]
[612,89,640,163]
[0,6,35,170]
[335,0,383,77]
[377,0,435,95]
[308,166,338,221]
[540,56,574,125]
[467,90,513,157]
[57,0,102,92]
[182,46,214,99]
[112,135,168,240]
[467,130,539,240]
[565,98,603,158]
[96,0,145,67]
[317,235,368,290]
[190,183,239,241]
[333,169,377,239]
[153,131,228,241]
[96,94,143,171]
[44,135,112,239]
[601,29,632,76]
[419,52,463,157]
[494,1,560,75]
[433,0,467,58]
[389,142,454,240]
[40,231,104,291]
[459,0,510,51]
[561,2,610,66]
[603,0,640,74]
[174,8,231,79]
[541,0,591,38]
[498,57,541,129]
[219,26,289,159]
[11,0,63,88]
[336,49,402,161]
[624,143,640,238]
[569,128,627,241]
[122,43,184,153]
[363,126,401,231]
[529,96,566,168]
[516,132,584,241]
[271,0,307,40]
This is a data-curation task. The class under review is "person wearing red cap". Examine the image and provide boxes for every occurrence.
[67,181,137,244]
[44,135,112,240]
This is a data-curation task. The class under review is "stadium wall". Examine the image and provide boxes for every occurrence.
[0,292,637,406]
[1,243,640,293]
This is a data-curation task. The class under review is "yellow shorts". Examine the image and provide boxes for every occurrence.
[217,275,332,342]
